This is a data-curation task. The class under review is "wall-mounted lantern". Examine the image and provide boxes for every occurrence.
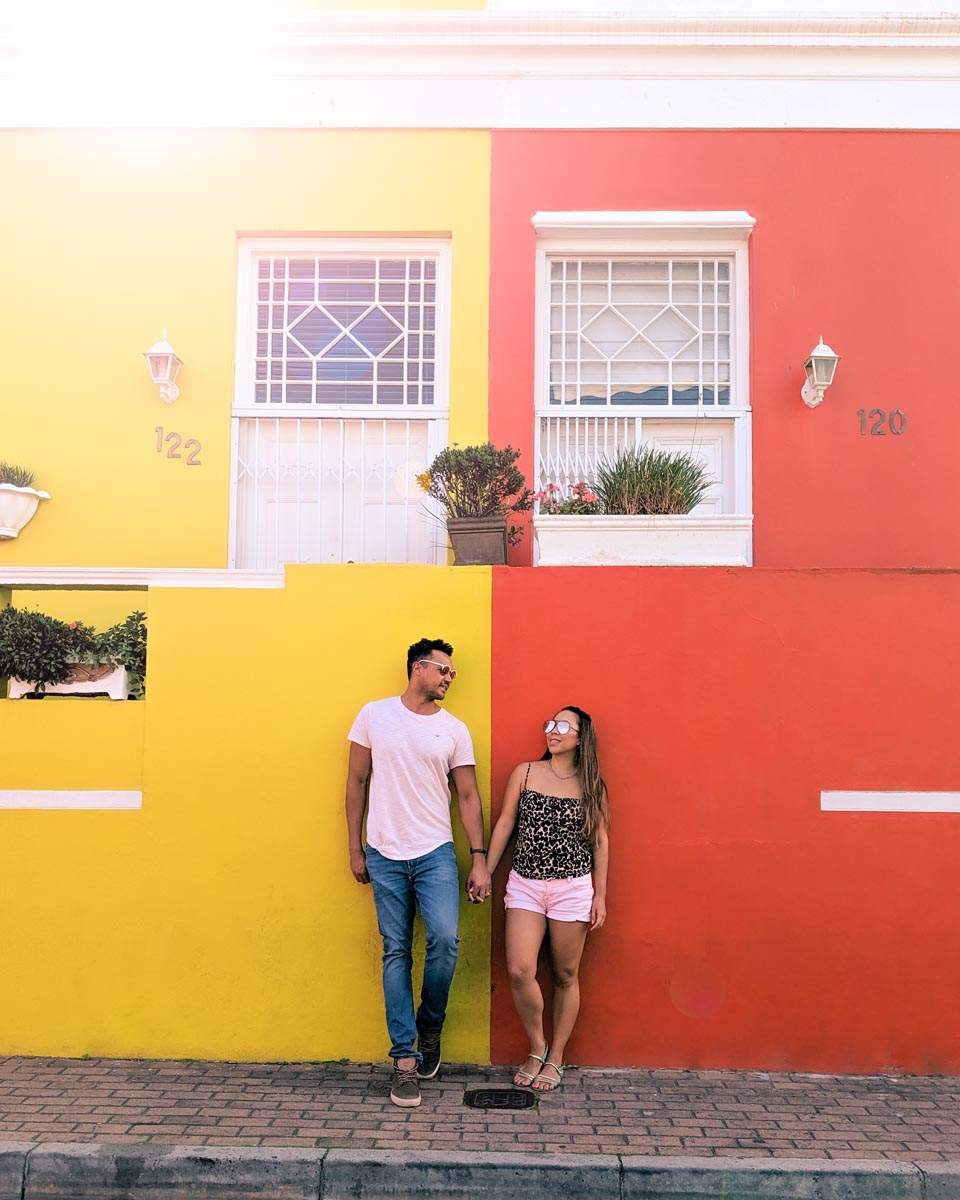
[801,338,840,409]
[144,332,183,405]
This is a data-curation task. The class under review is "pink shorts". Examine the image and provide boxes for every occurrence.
[504,868,594,923]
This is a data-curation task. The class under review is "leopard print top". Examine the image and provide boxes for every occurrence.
[512,763,593,882]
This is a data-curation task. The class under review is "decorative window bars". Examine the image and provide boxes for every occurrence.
[232,243,449,568]
[547,257,732,409]
[536,248,748,515]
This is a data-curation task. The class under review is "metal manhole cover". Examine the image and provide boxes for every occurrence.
[463,1087,538,1110]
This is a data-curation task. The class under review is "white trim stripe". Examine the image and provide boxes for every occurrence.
[821,791,960,813]
[0,790,142,810]
[0,568,285,589]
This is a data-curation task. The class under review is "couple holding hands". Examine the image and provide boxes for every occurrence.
[345,637,610,1108]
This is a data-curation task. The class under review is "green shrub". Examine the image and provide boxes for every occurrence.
[0,608,80,690]
[95,611,148,696]
[416,442,533,543]
[0,606,148,696]
[595,445,712,516]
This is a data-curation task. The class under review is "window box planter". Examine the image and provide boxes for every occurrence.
[0,483,50,539]
[8,663,129,700]
[533,514,753,567]
[8,663,130,700]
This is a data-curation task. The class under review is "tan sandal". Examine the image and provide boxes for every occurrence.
[532,1060,565,1091]
[513,1045,549,1087]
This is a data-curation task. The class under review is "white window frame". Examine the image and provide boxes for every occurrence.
[229,236,452,568]
[532,211,754,523]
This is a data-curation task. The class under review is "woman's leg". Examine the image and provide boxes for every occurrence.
[505,907,549,1083]
[533,918,589,1089]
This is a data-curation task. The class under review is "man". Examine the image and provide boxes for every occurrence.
[346,637,491,1108]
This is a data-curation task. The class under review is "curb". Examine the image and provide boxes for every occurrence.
[2,1142,959,1200]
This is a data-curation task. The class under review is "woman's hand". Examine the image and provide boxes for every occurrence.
[590,896,606,930]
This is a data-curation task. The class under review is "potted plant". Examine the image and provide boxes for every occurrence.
[0,462,50,540]
[533,445,752,566]
[416,442,533,565]
[594,444,711,516]
[0,607,147,699]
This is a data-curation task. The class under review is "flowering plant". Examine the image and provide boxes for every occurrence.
[534,481,600,515]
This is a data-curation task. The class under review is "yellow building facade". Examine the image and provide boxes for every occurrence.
[0,123,494,1061]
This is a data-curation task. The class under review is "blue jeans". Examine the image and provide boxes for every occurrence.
[365,841,461,1062]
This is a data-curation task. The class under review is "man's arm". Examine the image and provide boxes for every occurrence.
[346,741,372,884]
[450,763,491,903]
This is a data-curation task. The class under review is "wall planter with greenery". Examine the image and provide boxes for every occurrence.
[533,446,752,567]
[0,608,147,700]
[416,443,532,565]
[0,463,50,540]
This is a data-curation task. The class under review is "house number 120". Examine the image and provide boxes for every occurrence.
[858,409,906,436]
[155,426,202,465]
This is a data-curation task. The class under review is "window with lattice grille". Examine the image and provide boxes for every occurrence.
[232,239,450,568]
[533,213,754,530]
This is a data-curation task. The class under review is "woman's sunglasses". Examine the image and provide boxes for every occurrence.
[543,719,578,735]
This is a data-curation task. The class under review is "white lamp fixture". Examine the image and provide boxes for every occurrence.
[801,337,840,409]
[144,331,183,405]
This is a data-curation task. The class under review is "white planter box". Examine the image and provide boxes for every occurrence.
[0,483,50,539]
[8,665,130,700]
[533,513,753,566]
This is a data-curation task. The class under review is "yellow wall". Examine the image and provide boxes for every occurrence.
[0,130,490,568]
[0,566,491,1062]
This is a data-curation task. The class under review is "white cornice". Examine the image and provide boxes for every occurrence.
[221,12,960,50]
[1,10,959,129]
[533,211,757,239]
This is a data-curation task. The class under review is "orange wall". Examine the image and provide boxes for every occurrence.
[490,567,960,1072]
[488,130,960,568]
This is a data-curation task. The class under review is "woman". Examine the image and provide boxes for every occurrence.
[485,706,610,1091]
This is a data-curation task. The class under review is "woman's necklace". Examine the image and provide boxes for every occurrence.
[548,758,578,781]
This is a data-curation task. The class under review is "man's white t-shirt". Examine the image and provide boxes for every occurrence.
[348,696,476,861]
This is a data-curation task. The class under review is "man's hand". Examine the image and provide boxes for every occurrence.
[346,742,372,884]
[466,859,492,904]
[350,848,370,885]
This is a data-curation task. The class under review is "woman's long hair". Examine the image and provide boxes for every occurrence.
[542,704,609,843]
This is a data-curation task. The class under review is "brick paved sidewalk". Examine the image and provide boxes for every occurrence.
[0,1057,957,1161]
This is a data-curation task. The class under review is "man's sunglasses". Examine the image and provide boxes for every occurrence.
[543,719,578,735]
[416,658,458,680]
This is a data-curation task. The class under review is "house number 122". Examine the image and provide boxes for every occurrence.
[155,426,202,465]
